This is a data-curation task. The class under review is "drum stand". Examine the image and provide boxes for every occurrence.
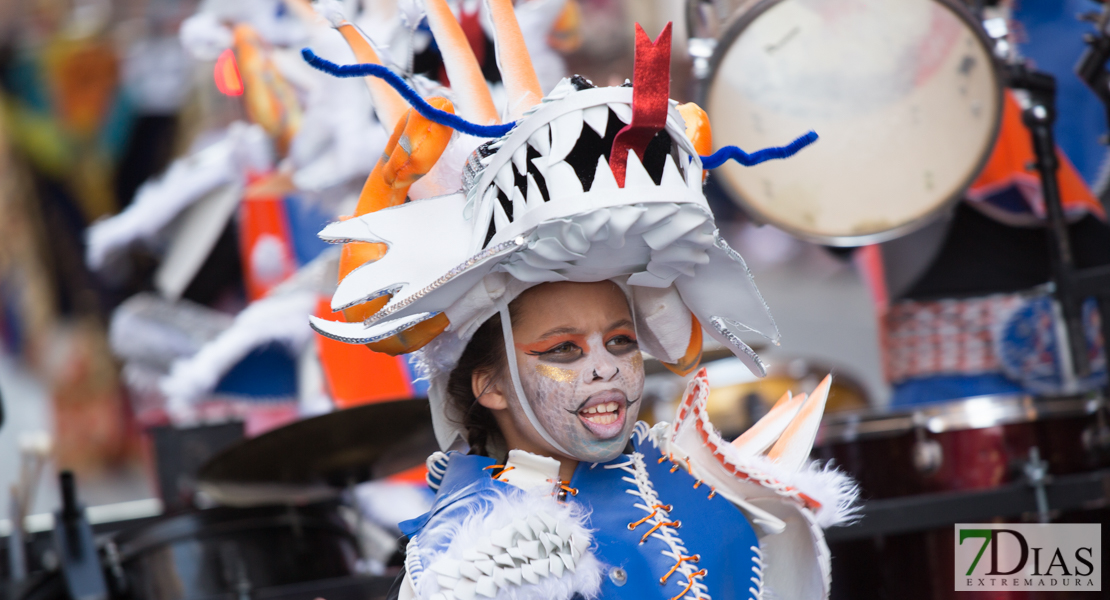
[1006,65,1110,388]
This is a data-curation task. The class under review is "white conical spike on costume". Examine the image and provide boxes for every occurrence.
[590,155,619,191]
[547,110,583,165]
[767,374,832,471]
[582,105,609,137]
[732,391,806,456]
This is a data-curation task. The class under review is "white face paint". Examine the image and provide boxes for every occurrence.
[501,282,646,464]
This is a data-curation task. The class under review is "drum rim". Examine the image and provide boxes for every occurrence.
[816,393,1106,445]
[697,0,1005,247]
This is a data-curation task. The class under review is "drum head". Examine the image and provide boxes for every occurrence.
[703,0,1002,245]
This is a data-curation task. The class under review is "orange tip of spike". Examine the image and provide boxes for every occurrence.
[661,316,703,376]
[366,313,450,355]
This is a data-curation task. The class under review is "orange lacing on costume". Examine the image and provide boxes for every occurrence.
[640,520,680,544]
[627,504,673,530]
[482,464,515,480]
[669,569,708,600]
[707,487,717,499]
[559,481,578,496]
[692,479,703,489]
[660,554,700,585]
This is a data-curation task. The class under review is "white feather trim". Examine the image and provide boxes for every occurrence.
[411,486,602,600]
[179,13,232,61]
[161,291,318,418]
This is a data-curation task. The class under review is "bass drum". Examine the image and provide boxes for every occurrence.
[814,394,1110,599]
[699,0,1003,245]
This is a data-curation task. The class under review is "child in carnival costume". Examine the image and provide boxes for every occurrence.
[305,2,858,598]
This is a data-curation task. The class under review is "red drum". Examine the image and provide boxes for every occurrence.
[814,394,1110,599]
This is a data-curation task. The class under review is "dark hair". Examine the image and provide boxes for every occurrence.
[446,310,512,457]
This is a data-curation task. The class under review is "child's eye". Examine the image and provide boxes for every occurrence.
[534,342,583,362]
[605,335,639,354]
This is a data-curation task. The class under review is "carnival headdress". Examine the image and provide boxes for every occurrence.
[305,0,816,449]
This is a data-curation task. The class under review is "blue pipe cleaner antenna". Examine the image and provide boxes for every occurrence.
[303,48,816,167]
[699,131,819,169]
[300,48,518,138]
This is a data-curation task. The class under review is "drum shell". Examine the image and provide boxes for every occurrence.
[815,396,1109,600]
[814,399,1110,498]
[112,503,361,600]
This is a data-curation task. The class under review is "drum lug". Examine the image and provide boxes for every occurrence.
[912,426,943,476]
[1022,447,1052,524]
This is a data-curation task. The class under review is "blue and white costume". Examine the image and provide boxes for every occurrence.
[301,2,857,599]
[397,372,857,600]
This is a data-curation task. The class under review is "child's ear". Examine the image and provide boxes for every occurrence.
[473,369,509,411]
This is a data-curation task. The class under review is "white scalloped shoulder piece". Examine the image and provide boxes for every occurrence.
[413,488,602,600]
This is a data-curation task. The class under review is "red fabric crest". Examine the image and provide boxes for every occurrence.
[609,22,672,187]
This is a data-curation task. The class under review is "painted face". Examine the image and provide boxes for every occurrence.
[505,281,645,464]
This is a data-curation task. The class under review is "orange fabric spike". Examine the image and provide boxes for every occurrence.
[661,316,703,376]
[339,99,455,323]
[333,22,409,131]
[486,0,544,120]
[424,0,499,125]
[232,25,301,155]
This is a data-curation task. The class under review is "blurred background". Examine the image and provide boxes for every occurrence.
[0,1,1107,599]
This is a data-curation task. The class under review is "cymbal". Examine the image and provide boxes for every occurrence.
[197,399,438,505]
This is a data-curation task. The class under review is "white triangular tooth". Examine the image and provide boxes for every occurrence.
[539,532,556,554]
[491,568,506,589]
[545,161,583,200]
[512,518,535,540]
[520,540,542,560]
[507,547,526,560]
[532,557,550,578]
[475,576,497,598]
[503,566,522,585]
[475,560,496,576]
[570,544,581,561]
[550,555,565,577]
[526,515,547,537]
[624,150,655,188]
[559,552,575,572]
[529,155,549,178]
[476,541,499,557]
[521,564,538,584]
[495,163,516,197]
[432,559,463,578]
[608,102,632,124]
[436,575,459,589]
[490,527,514,548]
[571,534,590,556]
[453,579,477,600]
[591,155,618,191]
[661,154,683,188]
[528,125,551,155]
[511,144,528,175]
[548,110,583,165]
[525,174,544,210]
[583,105,609,136]
[459,562,483,581]
[554,521,568,539]
[511,184,528,216]
[493,201,511,231]
[494,553,515,567]
[461,549,486,562]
